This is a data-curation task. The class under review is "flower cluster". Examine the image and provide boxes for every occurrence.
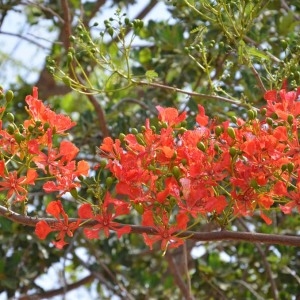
[0,88,89,247]
[99,86,300,249]
[1,85,300,250]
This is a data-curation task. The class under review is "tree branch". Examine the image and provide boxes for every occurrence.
[133,80,248,107]
[17,274,94,300]
[1,205,299,246]
[166,251,194,300]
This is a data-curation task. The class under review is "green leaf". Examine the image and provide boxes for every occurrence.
[145,70,158,82]
[139,48,152,64]
[247,46,270,61]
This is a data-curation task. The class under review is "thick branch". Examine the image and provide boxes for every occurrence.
[1,205,299,246]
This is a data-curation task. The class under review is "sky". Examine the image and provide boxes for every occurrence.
[0,1,172,90]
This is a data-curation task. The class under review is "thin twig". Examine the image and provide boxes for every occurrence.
[0,30,49,49]
[134,80,248,107]
[249,63,267,93]
[17,274,94,300]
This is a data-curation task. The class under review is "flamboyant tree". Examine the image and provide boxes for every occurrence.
[0,1,300,299]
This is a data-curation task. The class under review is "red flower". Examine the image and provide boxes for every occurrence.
[25,87,76,134]
[156,106,186,126]
[0,160,37,202]
[78,193,131,239]
[35,200,80,249]
[142,210,188,250]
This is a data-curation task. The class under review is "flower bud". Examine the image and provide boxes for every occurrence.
[14,133,25,143]
[5,90,14,102]
[172,166,181,179]
[6,113,14,123]
[215,126,223,137]
[229,147,237,157]
[227,127,236,139]
[7,124,15,135]
[197,141,206,152]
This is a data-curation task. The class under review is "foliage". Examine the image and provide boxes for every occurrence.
[0,1,300,299]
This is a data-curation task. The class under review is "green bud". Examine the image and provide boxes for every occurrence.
[18,124,25,133]
[229,147,237,157]
[151,125,156,132]
[7,124,15,135]
[99,160,107,168]
[215,126,223,137]
[67,52,73,65]
[140,125,146,132]
[172,166,181,179]
[43,122,50,131]
[247,110,256,120]
[197,141,206,152]
[287,114,294,125]
[227,127,236,139]
[271,112,278,120]
[107,27,114,37]
[133,203,144,214]
[266,117,273,126]
[14,133,25,143]
[106,177,114,188]
[287,162,294,173]
[62,76,72,87]
[231,116,238,124]
[119,133,126,141]
[70,188,78,199]
[181,158,187,165]
[136,133,145,145]
[5,90,14,102]
[28,125,34,132]
[6,113,14,123]
[260,108,267,116]
[281,164,287,172]
[131,128,138,135]
[214,143,221,153]
[125,18,130,25]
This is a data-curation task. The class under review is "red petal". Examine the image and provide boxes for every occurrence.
[196,105,208,126]
[264,90,277,101]
[35,220,52,239]
[76,160,90,176]
[78,203,94,219]
[116,225,131,238]
[26,169,38,185]
[46,200,63,218]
